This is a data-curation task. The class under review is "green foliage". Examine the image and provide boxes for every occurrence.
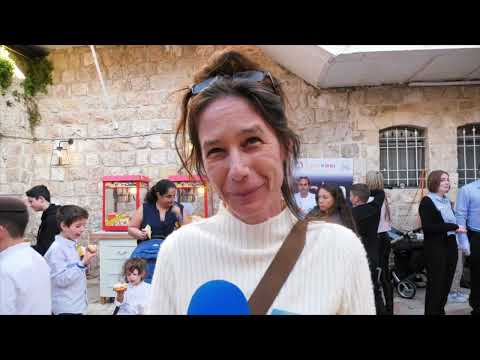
[0,47,54,131]
[22,57,53,97]
[0,57,14,90]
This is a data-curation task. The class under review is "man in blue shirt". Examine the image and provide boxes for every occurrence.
[456,178,480,315]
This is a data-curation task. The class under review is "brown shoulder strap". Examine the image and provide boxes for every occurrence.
[248,219,308,315]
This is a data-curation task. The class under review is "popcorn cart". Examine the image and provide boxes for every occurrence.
[102,175,150,231]
[168,175,209,219]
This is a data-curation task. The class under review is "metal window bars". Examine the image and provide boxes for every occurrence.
[380,127,425,188]
[457,123,480,186]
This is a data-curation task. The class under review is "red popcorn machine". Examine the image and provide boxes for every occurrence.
[102,175,150,231]
[168,175,209,219]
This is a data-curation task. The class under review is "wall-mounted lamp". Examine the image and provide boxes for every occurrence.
[54,139,74,166]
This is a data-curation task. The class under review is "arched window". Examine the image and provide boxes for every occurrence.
[379,126,425,188]
[457,123,480,186]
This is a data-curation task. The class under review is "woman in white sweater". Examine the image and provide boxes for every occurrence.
[148,49,375,315]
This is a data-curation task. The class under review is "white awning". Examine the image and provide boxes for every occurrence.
[258,45,480,88]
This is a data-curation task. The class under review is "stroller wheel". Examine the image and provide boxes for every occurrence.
[397,280,416,299]
[413,273,427,288]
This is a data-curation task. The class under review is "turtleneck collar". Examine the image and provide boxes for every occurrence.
[213,204,297,249]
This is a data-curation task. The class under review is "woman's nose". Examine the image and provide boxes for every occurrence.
[228,152,250,182]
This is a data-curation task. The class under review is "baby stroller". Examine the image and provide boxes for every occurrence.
[130,235,166,284]
[388,227,427,299]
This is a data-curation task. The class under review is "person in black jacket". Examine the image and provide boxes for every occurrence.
[419,170,466,315]
[26,185,61,256]
[350,183,385,314]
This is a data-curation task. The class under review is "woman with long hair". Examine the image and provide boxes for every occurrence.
[306,184,357,234]
[148,49,374,314]
[419,170,466,315]
[366,171,394,315]
[128,179,184,243]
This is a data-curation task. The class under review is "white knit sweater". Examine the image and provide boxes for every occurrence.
[148,205,375,315]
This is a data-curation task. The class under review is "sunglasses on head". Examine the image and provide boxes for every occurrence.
[190,70,276,95]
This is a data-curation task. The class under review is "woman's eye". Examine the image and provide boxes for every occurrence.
[245,137,261,146]
[206,148,223,157]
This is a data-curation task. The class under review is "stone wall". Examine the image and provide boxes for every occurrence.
[0,77,38,238]
[1,45,479,243]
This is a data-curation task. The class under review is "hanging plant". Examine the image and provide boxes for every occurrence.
[23,56,53,97]
[0,57,14,92]
[0,47,54,131]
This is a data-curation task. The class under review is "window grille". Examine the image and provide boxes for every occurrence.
[457,123,480,186]
[379,127,426,188]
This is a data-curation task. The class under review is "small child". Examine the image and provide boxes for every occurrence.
[0,197,51,315]
[44,205,95,315]
[114,258,151,315]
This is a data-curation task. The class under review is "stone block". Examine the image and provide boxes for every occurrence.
[62,70,76,83]
[85,153,99,166]
[126,45,147,64]
[71,83,88,96]
[33,154,51,168]
[131,76,150,91]
[136,150,150,165]
[150,118,173,131]
[51,167,65,181]
[459,100,476,110]
[148,135,170,149]
[69,153,85,166]
[137,106,158,121]
[87,81,102,96]
[68,167,89,181]
[341,143,359,158]
[108,140,134,152]
[146,45,164,62]
[121,151,137,166]
[74,181,87,195]
[101,152,122,166]
[107,167,127,176]
[130,137,148,150]
[150,150,169,165]
[132,120,150,135]
[82,52,94,67]
[125,63,147,78]
[53,84,69,98]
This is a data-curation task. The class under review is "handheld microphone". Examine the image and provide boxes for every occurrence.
[187,280,250,315]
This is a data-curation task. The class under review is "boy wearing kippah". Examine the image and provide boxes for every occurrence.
[0,197,51,315]
[44,205,95,315]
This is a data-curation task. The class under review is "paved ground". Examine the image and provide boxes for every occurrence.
[86,277,473,315]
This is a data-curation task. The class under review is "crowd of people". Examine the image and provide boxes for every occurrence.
[1,49,479,315]
[293,168,479,316]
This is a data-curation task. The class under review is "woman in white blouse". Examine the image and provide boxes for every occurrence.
[148,49,375,315]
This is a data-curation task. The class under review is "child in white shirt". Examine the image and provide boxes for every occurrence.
[114,258,151,315]
[44,205,96,315]
[0,197,51,315]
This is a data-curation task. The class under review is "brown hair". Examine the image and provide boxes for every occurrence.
[351,183,370,203]
[56,205,89,228]
[123,257,148,281]
[309,184,357,234]
[427,170,449,193]
[297,176,311,186]
[0,197,29,238]
[174,49,302,218]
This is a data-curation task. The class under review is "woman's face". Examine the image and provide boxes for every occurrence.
[317,188,335,213]
[437,173,450,194]
[157,187,176,208]
[197,96,286,224]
